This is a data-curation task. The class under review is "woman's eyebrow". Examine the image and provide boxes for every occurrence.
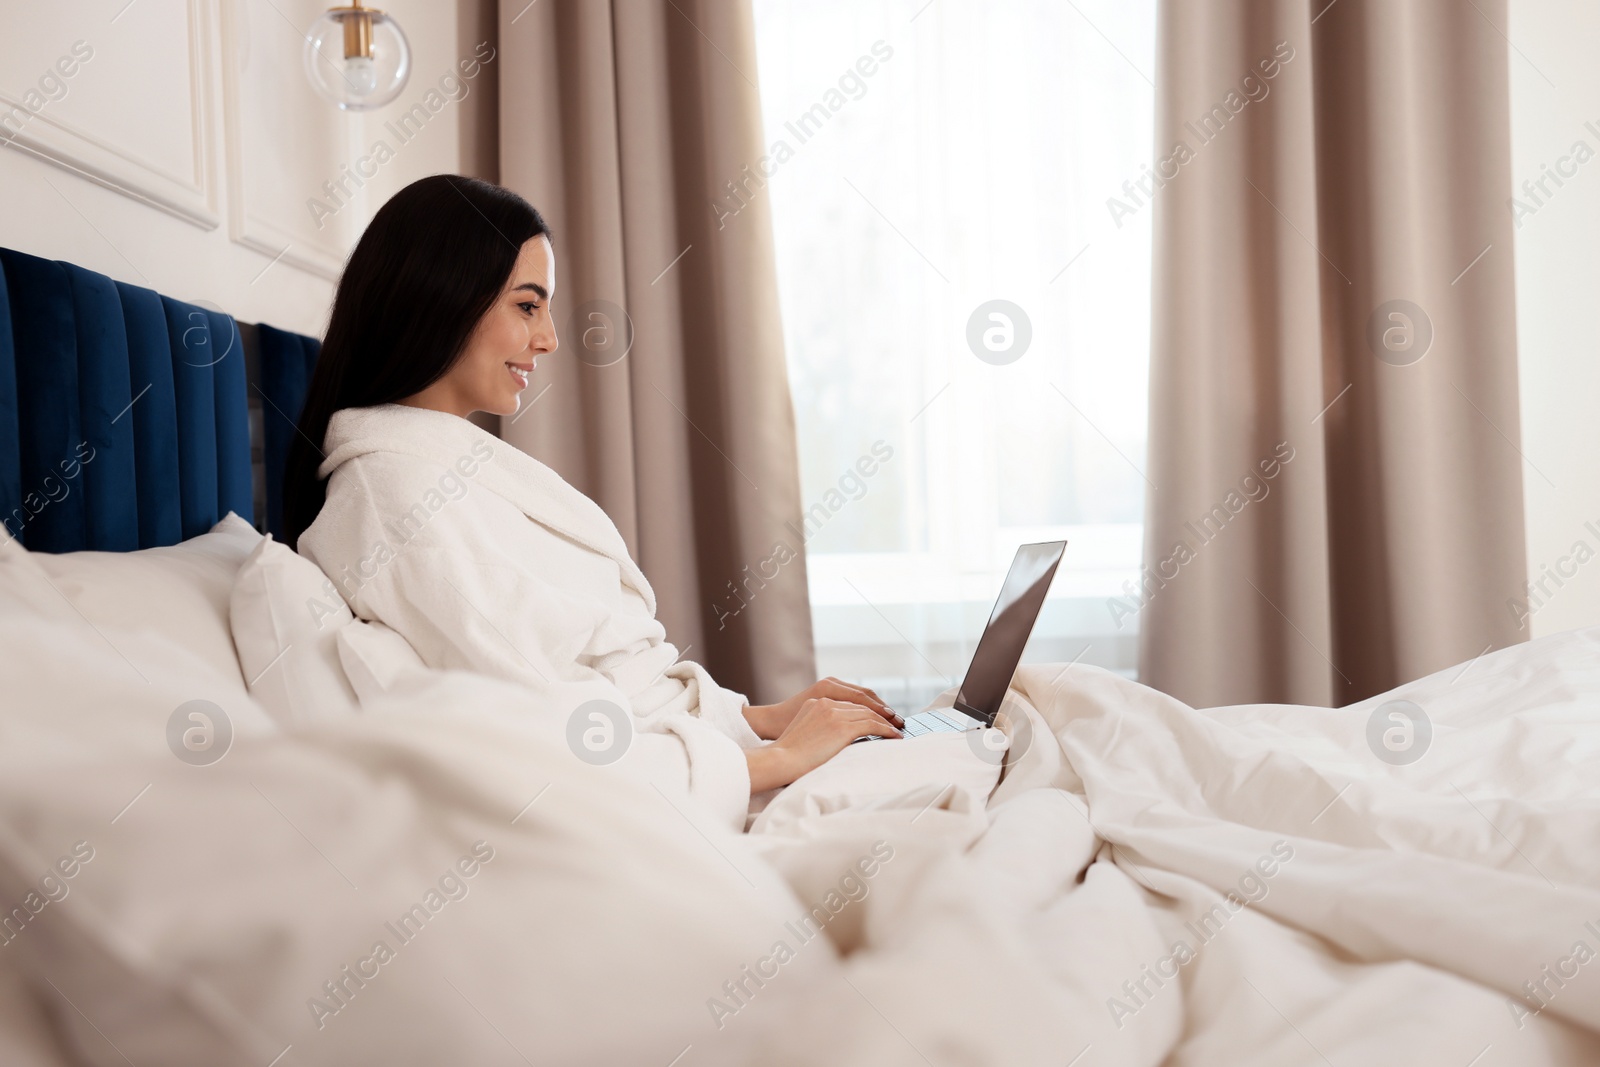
[511,281,549,299]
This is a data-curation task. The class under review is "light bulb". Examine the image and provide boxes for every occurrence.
[344,55,377,97]
[303,5,410,111]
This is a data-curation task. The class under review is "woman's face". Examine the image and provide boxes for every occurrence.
[402,235,558,418]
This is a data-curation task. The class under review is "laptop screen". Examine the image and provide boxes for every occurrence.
[953,541,1066,721]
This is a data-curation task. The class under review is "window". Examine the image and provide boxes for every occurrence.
[752,0,1157,709]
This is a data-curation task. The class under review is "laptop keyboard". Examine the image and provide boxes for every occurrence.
[852,708,983,743]
[902,709,980,736]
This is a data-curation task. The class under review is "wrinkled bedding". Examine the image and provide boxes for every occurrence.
[4,621,1598,1066]
[741,625,1600,1065]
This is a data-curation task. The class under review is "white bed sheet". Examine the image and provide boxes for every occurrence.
[743,624,1600,1064]
[3,598,1597,1064]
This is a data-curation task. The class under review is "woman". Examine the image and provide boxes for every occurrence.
[285,175,902,829]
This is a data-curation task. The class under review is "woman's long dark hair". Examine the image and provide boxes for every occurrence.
[282,175,550,549]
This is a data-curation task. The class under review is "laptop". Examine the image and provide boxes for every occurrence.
[855,540,1067,742]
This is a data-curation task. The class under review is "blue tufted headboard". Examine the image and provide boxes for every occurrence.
[0,247,321,552]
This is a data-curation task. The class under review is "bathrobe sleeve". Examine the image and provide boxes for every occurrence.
[367,544,755,829]
[659,662,765,751]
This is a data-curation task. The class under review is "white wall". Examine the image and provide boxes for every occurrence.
[1508,0,1600,638]
[0,0,495,337]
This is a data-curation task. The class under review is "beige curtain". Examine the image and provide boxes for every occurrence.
[1141,0,1528,708]
[497,0,815,703]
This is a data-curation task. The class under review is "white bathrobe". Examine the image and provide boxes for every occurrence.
[298,403,763,829]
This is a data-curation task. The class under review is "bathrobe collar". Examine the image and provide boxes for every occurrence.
[319,403,657,613]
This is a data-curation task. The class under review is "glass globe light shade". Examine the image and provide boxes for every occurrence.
[303,5,410,111]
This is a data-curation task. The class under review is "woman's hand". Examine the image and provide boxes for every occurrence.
[744,677,902,740]
[745,697,904,791]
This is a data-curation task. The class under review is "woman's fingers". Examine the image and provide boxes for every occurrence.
[823,676,887,706]
[828,700,902,738]
[819,677,902,726]
[857,714,903,738]
[768,699,905,780]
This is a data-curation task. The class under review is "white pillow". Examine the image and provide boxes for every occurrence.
[335,617,430,704]
[4,513,260,695]
[228,535,362,725]
[0,576,278,776]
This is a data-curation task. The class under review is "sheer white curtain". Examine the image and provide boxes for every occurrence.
[752,0,1156,707]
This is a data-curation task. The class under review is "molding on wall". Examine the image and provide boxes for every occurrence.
[217,0,348,281]
[0,0,220,230]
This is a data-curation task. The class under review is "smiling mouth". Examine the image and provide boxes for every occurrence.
[506,360,535,388]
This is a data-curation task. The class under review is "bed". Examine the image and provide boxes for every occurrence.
[2,248,1598,1066]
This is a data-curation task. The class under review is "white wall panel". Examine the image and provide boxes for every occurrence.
[0,0,217,227]
[220,0,359,278]
[0,0,477,336]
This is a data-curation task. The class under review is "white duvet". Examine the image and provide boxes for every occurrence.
[737,625,1600,1065]
[5,611,1599,1064]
